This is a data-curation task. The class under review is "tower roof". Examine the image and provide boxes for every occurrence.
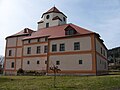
[42,6,67,18]
[47,6,61,13]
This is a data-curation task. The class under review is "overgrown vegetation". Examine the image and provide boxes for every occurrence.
[17,68,24,74]
[109,65,120,70]
[17,68,46,76]
[0,75,120,90]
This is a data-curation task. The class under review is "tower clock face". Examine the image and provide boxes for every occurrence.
[46,15,50,19]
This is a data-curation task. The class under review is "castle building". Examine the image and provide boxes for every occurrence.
[4,6,108,75]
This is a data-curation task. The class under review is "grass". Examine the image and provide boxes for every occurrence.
[0,75,120,90]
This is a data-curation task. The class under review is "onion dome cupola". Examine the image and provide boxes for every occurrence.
[38,6,67,30]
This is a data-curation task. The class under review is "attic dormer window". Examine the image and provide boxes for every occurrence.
[65,25,77,35]
[65,29,76,35]
[24,29,27,33]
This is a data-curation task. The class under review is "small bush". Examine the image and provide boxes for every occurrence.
[17,68,24,74]
[0,69,3,74]
[26,71,36,73]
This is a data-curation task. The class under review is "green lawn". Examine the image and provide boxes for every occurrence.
[0,75,120,90]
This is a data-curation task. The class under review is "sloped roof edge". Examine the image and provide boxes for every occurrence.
[41,6,67,18]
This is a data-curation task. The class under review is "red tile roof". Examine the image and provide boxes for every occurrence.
[47,6,61,13]
[6,28,35,38]
[23,23,94,40]
[42,6,67,18]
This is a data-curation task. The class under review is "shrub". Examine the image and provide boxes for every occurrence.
[17,68,24,74]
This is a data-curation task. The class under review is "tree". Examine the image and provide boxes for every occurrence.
[0,56,4,74]
[50,65,61,88]
[0,56,4,67]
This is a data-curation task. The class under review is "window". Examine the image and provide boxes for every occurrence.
[27,61,30,64]
[104,62,106,69]
[37,61,40,64]
[119,61,120,64]
[36,46,41,54]
[60,43,65,51]
[46,15,50,19]
[101,47,102,54]
[63,17,66,21]
[27,47,31,54]
[44,45,48,53]
[11,62,14,68]
[100,59,101,64]
[8,50,12,56]
[65,29,75,35]
[37,38,40,42]
[52,44,57,52]
[24,29,27,33]
[46,23,49,28]
[29,34,31,36]
[45,37,48,41]
[103,50,105,56]
[28,40,31,43]
[56,61,60,65]
[79,60,82,64]
[45,61,47,64]
[74,42,80,50]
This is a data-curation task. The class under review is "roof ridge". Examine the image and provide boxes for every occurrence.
[6,28,35,39]
[69,23,94,33]
[41,6,67,18]
[23,23,94,40]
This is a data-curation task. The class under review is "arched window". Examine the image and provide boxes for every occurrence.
[27,61,30,64]
[37,61,40,64]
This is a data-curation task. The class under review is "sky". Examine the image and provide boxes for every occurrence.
[0,0,120,56]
